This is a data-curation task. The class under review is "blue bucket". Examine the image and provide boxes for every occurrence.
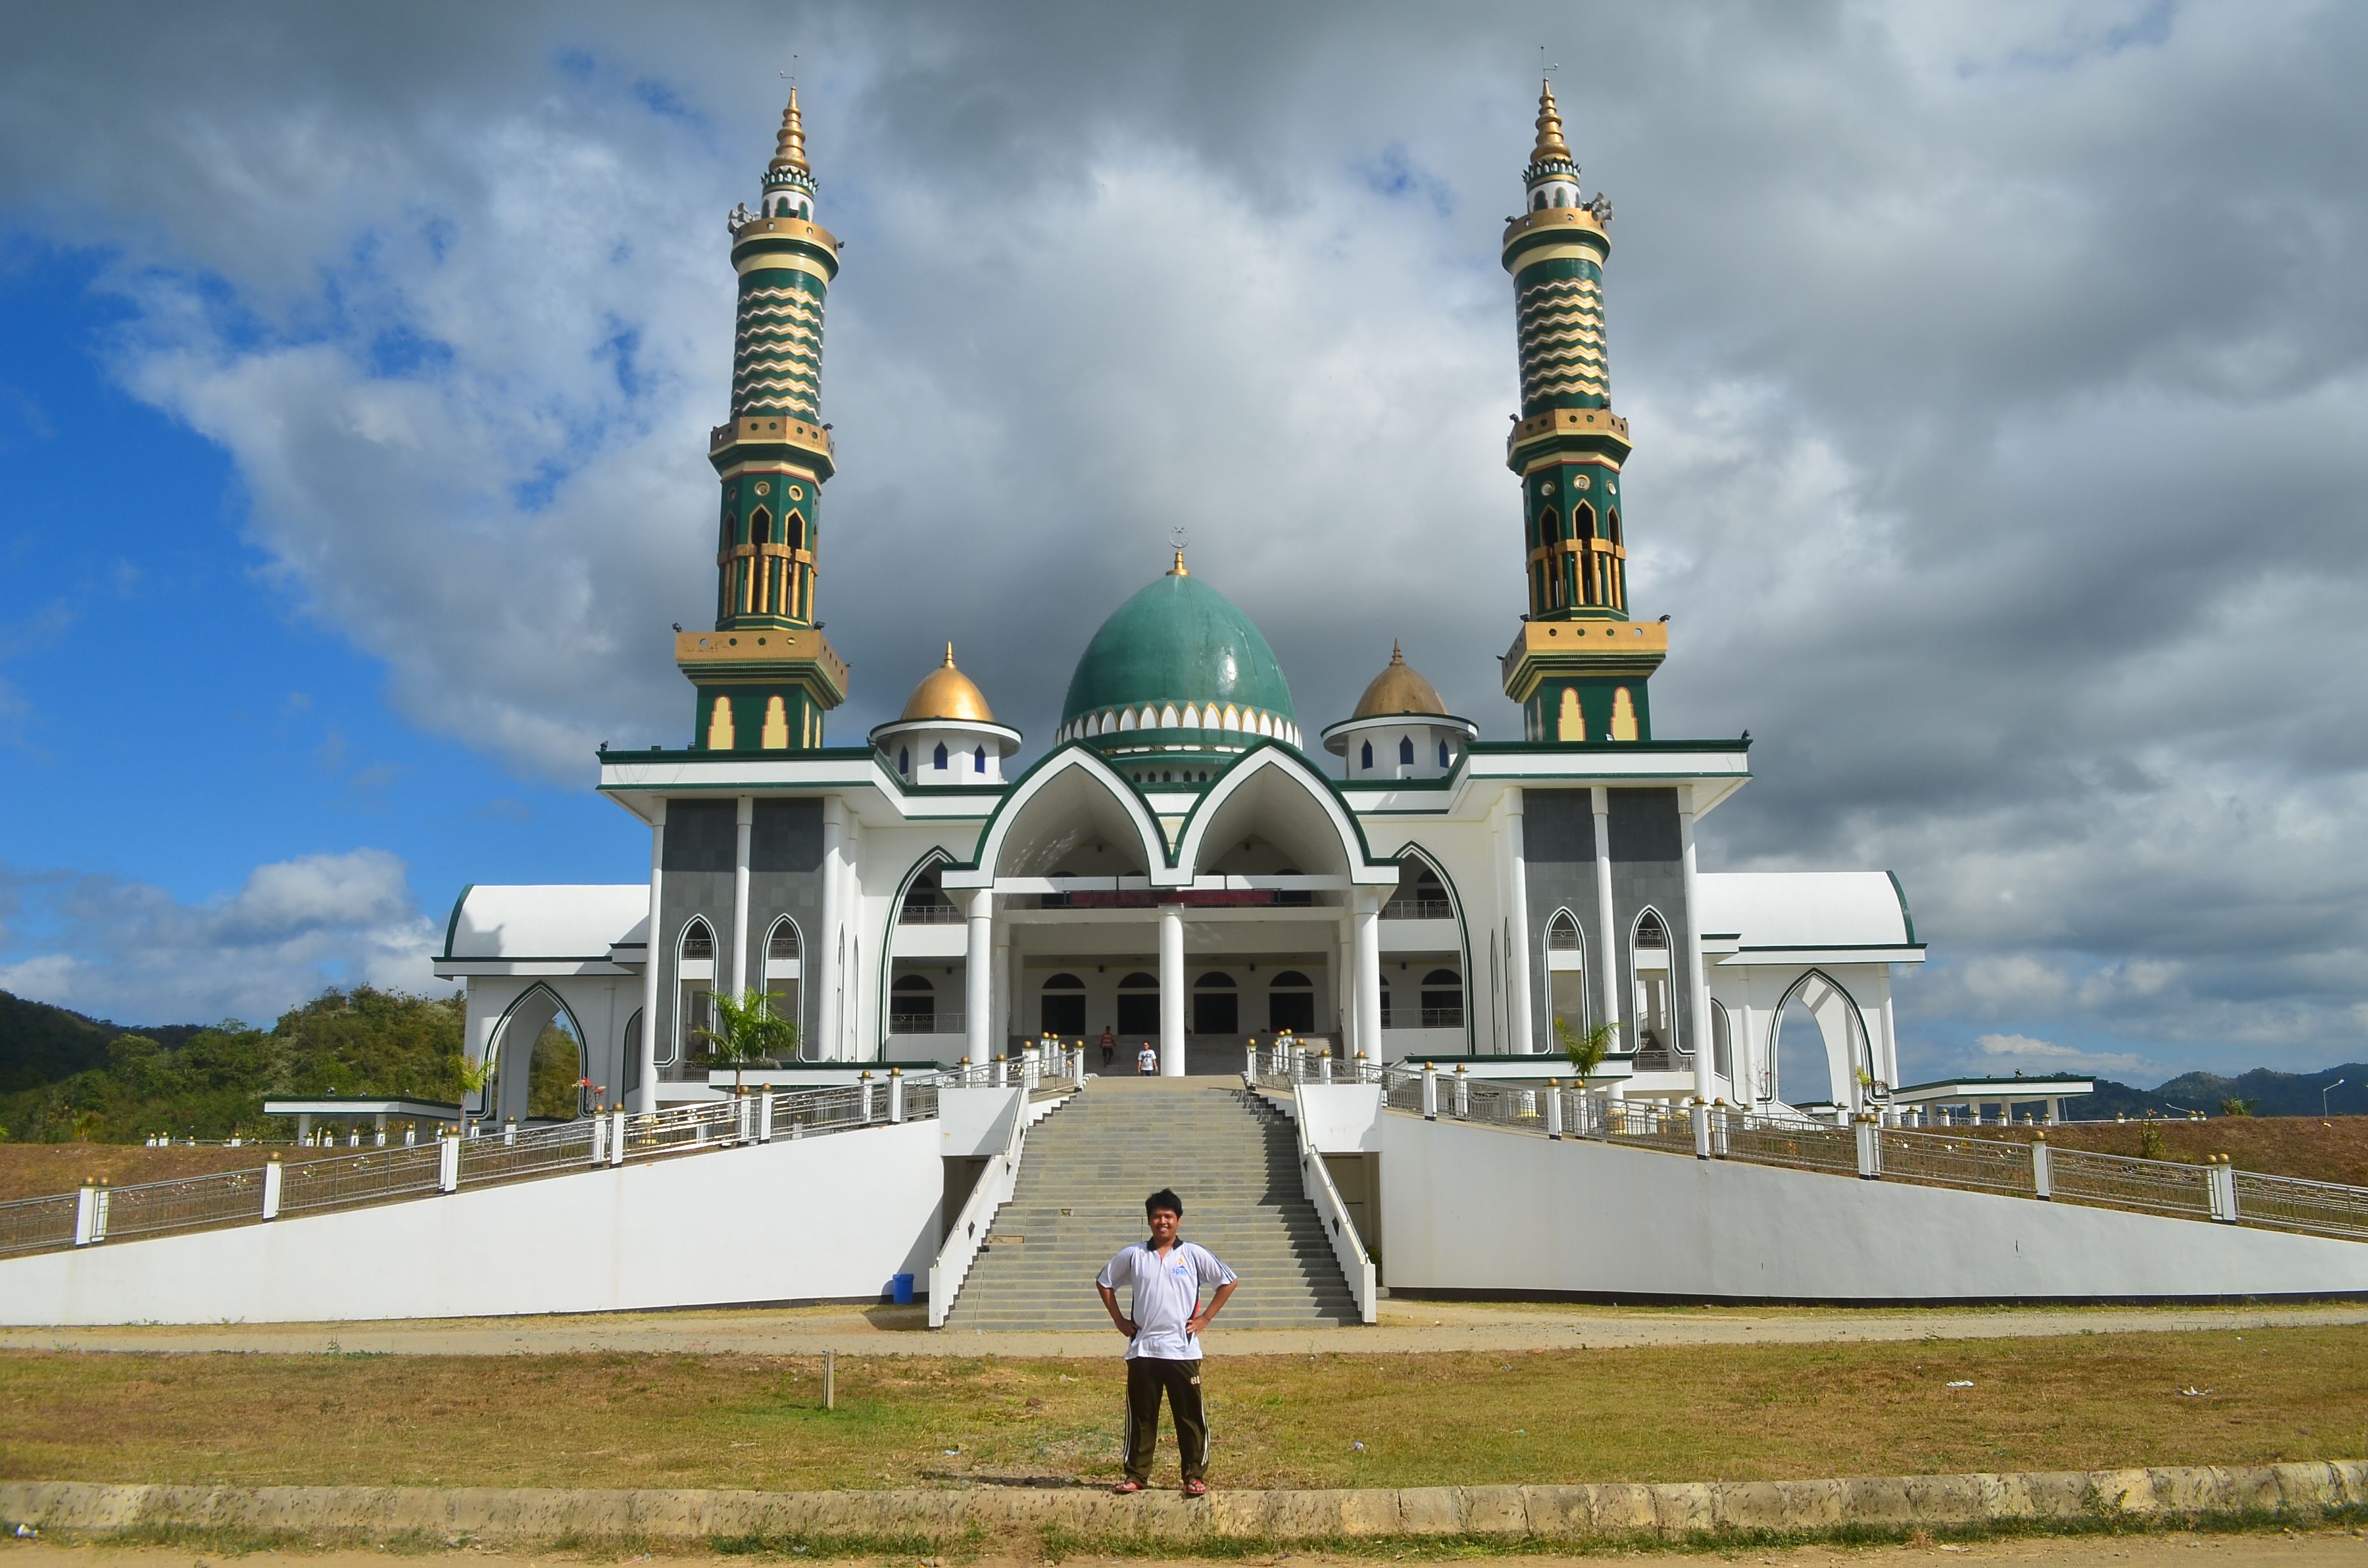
[892,1272,915,1305]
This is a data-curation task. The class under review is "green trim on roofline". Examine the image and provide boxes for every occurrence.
[1466,737,1752,755]
[1886,869,1919,947]
[441,885,474,962]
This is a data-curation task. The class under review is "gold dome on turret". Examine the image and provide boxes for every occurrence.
[900,643,994,723]
[1351,641,1449,719]
[1531,79,1572,164]
[769,88,811,174]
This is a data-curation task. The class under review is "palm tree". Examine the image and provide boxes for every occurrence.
[696,989,802,1093]
[451,1051,495,1126]
[1556,1018,1619,1082]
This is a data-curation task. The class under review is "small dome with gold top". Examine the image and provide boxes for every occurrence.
[1322,641,1479,783]
[1349,641,1449,720]
[869,642,1022,787]
[900,643,996,723]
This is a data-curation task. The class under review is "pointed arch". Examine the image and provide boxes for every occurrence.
[748,505,771,546]
[486,982,588,1123]
[955,744,1169,886]
[1628,906,1677,1062]
[1770,968,1873,1109]
[785,510,805,550]
[1173,744,1394,888]
[1574,502,1596,541]
[1536,505,1558,549]
[1556,687,1584,742]
[1610,686,1638,741]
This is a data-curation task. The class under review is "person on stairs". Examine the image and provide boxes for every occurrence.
[1137,1041,1158,1075]
[1096,1188,1237,1496]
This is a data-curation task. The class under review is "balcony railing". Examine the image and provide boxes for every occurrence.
[1382,897,1453,920]
[888,1010,965,1035]
[898,902,963,924]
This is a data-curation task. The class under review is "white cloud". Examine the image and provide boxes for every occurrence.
[1972,1031,2155,1079]
[0,851,447,1026]
[1,3,2365,1075]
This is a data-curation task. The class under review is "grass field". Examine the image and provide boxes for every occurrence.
[3,1327,2362,1492]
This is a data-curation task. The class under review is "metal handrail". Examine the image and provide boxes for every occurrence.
[0,1192,83,1257]
[2231,1169,2368,1240]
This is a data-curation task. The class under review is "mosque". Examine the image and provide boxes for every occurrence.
[434,83,1927,1122]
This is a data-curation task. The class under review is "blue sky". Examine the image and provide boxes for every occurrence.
[3,1,2366,1086]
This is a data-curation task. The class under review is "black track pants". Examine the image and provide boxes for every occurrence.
[1122,1356,1208,1483]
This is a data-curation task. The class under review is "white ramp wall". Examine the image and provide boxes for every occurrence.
[1,1122,943,1327]
[1381,1116,2368,1303]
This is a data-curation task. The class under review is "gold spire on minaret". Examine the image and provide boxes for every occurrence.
[1531,78,1572,163]
[769,87,810,174]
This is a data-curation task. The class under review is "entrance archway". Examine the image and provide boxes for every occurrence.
[1770,969,1871,1112]
[488,984,588,1123]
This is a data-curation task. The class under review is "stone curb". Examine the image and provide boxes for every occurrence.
[5,1464,2364,1545]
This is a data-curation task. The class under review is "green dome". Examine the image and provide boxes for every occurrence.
[1058,567,1299,749]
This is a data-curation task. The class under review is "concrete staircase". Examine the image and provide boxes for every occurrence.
[942,1076,1359,1331]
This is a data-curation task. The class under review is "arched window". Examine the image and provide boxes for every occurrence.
[933,742,949,771]
[719,513,735,553]
[785,511,805,550]
[897,746,910,776]
[1537,506,1558,546]
[1711,1000,1733,1082]
[889,974,935,1034]
[1533,192,1547,210]
[1398,735,1415,766]
[748,505,771,546]
[1360,739,1374,771]
[1115,970,1160,1036]
[1610,687,1639,742]
[1631,908,1676,1061]
[674,919,716,1065]
[1192,971,1238,1035]
[762,917,802,1035]
[1556,687,1584,742]
[1438,739,1451,767]
[1574,502,1596,541]
[1040,972,1086,1036]
[1386,859,1449,920]
[974,746,987,773]
[1267,970,1315,1033]
[1544,910,1587,1039]
[1419,968,1465,1027]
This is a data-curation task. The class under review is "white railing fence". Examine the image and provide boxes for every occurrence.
[1244,1054,2368,1248]
[0,1072,947,1262]
[1281,1081,1379,1323]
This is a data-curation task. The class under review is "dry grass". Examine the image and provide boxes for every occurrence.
[3,1326,2363,1492]
[1971,1116,2368,1188]
[0,1145,352,1204]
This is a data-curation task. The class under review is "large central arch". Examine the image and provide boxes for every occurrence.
[485,983,588,1124]
[1172,744,1399,887]
[945,745,1167,887]
[1769,968,1872,1111]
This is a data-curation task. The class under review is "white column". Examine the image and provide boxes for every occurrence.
[1003,936,1023,1050]
[1590,787,1621,1047]
[1158,902,1185,1076]
[635,800,666,1113]
[1679,785,1714,1102]
[1736,970,1764,1105]
[815,798,844,1061]
[1502,796,1534,1054]
[1353,890,1384,1065]
[1335,921,1355,1045]
[731,795,753,1002]
[964,888,994,1063]
[1876,971,1900,1089]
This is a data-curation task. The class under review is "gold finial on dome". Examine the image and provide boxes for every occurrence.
[1351,640,1449,719]
[898,642,995,723]
[1531,78,1572,164]
[770,87,810,174]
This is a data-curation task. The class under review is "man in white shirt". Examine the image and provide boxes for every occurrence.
[1137,1042,1158,1076]
[1095,1188,1237,1496]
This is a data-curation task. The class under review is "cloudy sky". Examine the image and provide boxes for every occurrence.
[1,1,2363,1084]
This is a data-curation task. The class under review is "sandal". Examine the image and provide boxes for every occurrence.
[1110,1479,1144,1495]
[1183,1479,1209,1498]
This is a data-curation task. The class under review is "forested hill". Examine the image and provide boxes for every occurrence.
[0,987,466,1143]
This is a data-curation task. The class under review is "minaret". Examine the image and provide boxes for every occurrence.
[677,88,850,752]
[1496,80,1666,744]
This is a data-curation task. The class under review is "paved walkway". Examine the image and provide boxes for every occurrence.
[4,1296,2362,1357]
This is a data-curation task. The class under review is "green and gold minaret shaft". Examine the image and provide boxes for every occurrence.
[1497,80,1665,744]
[680,88,850,752]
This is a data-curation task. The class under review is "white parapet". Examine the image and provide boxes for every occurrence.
[1379,1115,2368,1303]
[1,1120,943,1327]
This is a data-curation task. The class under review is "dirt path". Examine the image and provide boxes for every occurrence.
[3,1296,2362,1357]
[4,1531,2366,1565]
